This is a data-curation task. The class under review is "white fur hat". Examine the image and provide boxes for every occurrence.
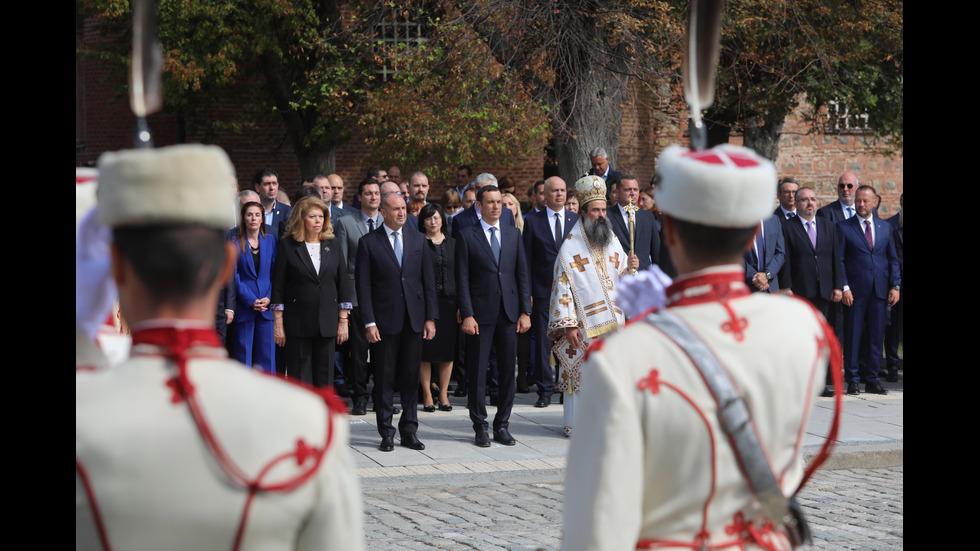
[655,144,776,228]
[96,144,237,229]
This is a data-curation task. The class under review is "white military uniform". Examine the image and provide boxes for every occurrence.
[562,266,833,551]
[76,322,364,551]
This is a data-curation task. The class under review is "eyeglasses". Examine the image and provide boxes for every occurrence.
[838,183,854,189]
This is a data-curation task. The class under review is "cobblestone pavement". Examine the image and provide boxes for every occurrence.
[361,465,903,550]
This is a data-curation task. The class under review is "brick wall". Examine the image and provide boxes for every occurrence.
[77,23,902,216]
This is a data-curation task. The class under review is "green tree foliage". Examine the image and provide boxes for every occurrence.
[79,0,379,176]
[703,0,903,158]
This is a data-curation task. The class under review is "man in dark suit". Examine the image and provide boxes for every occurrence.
[607,175,657,272]
[325,174,357,220]
[523,176,578,407]
[456,185,531,447]
[253,168,291,234]
[450,173,516,237]
[588,147,623,184]
[742,214,786,293]
[816,172,859,361]
[882,193,903,382]
[356,191,437,452]
[334,178,383,415]
[817,172,858,225]
[782,186,843,396]
[839,185,901,396]
[774,177,799,220]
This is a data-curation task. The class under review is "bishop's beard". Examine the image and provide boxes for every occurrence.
[582,216,613,246]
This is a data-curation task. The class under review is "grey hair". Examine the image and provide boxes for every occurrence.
[475,173,497,187]
[589,147,608,159]
[238,190,260,202]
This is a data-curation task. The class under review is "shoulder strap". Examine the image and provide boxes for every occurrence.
[644,309,789,523]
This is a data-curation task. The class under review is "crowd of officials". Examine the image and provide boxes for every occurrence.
[220,155,902,450]
[219,162,666,395]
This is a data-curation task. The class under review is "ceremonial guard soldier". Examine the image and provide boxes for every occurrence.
[562,144,842,551]
[76,145,364,551]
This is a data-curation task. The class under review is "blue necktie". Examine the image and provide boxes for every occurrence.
[392,231,402,267]
[490,227,500,264]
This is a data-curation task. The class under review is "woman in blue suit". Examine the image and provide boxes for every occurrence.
[230,201,277,373]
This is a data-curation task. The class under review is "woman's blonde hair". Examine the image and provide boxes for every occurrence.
[287,197,334,242]
[502,192,524,233]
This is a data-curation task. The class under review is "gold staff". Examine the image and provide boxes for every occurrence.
[625,197,638,274]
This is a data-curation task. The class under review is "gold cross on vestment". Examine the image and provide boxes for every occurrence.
[565,344,577,359]
[609,252,621,269]
[559,294,572,308]
[570,254,591,272]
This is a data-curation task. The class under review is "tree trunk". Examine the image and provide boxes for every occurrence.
[742,115,783,162]
[295,147,336,181]
[552,70,630,185]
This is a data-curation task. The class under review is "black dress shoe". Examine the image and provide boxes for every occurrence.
[453,386,467,397]
[422,404,436,413]
[534,397,550,408]
[438,402,453,412]
[516,385,530,394]
[885,371,899,383]
[401,433,426,450]
[379,436,394,452]
[820,388,835,398]
[352,398,368,416]
[846,382,860,395]
[393,406,401,415]
[493,428,516,446]
[475,431,491,447]
[864,382,889,395]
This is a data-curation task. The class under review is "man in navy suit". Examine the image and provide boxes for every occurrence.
[742,214,786,293]
[456,185,531,447]
[882,194,903,382]
[523,176,578,407]
[817,172,858,225]
[608,175,657,272]
[356,191,438,452]
[774,177,799,219]
[839,185,900,396]
[588,147,623,185]
[782,186,843,396]
[451,173,515,237]
[253,168,291,234]
[335,178,383,415]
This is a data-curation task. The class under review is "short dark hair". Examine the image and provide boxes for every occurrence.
[458,165,473,177]
[293,183,322,204]
[777,177,799,193]
[252,168,278,185]
[367,166,385,178]
[358,177,381,196]
[418,202,449,234]
[532,180,545,194]
[671,217,757,265]
[856,184,877,197]
[477,185,500,203]
[113,225,227,308]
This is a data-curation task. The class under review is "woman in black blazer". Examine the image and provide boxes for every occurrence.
[418,203,458,412]
[272,197,352,387]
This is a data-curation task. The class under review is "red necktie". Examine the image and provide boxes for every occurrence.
[864,219,873,250]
